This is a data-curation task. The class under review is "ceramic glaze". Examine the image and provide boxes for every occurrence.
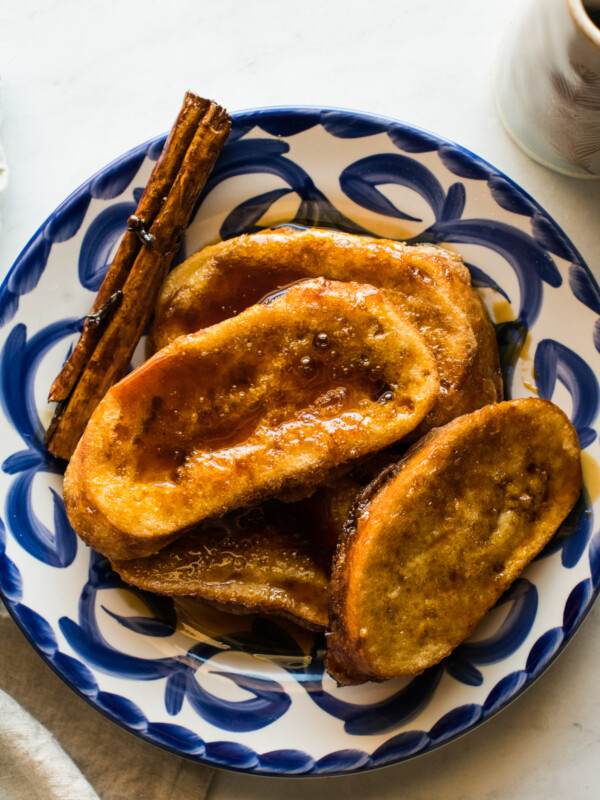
[0,107,599,775]
[495,0,600,177]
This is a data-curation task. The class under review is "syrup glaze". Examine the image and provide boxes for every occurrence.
[116,310,405,485]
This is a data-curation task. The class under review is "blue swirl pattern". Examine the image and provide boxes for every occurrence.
[534,339,599,447]
[0,107,599,776]
[1,321,82,566]
[58,553,292,732]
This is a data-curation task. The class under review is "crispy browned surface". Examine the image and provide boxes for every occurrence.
[326,399,582,685]
[438,264,503,414]
[113,502,333,630]
[149,227,501,431]
[64,278,439,561]
[113,456,389,630]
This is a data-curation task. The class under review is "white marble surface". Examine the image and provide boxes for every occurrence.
[1,1,600,798]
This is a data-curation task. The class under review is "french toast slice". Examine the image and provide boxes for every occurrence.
[148,227,501,432]
[326,398,582,684]
[112,501,333,630]
[64,278,439,561]
[112,458,389,629]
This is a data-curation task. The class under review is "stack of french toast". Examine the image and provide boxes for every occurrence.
[59,226,582,684]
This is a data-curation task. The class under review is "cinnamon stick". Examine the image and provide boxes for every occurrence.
[49,92,211,403]
[45,94,231,460]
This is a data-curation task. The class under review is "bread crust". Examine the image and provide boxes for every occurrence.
[326,398,582,684]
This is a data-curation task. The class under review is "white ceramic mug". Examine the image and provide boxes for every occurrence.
[495,0,600,178]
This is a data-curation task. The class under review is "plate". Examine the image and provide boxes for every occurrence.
[1,106,599,776]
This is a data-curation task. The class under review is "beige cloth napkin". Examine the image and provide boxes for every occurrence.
[0,603,216,799]
[0,685,98,800]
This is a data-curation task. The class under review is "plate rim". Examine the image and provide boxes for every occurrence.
[1,103,598,777]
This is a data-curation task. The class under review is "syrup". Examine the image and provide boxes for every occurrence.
[492,299,515,323]
[177,265,306,329]
[581,451,600,503]
[173,596,316,669]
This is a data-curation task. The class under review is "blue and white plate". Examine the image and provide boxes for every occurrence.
[1,107,599,776]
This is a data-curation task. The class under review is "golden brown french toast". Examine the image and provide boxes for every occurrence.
[113,502,333,630]
[64,278,439,561]
[148,227,501,432]
[326,398,582,684]
[111,460,390,630]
